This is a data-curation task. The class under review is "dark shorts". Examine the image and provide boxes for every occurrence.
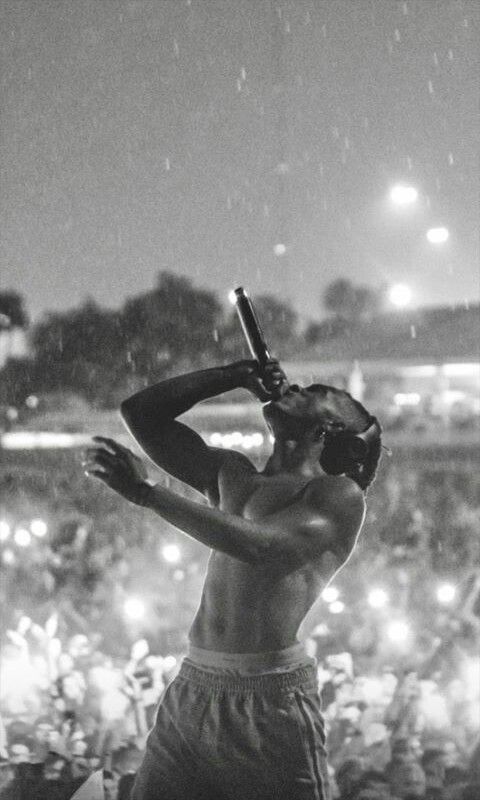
[131,654,330,800]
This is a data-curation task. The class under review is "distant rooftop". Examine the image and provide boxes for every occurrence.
[297,304,479,363]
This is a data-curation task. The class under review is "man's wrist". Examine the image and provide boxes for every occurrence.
[132,479,156,507]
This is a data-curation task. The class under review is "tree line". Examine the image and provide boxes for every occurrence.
[0,275,382,409]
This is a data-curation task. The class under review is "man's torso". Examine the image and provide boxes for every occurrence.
[190,456,364,652]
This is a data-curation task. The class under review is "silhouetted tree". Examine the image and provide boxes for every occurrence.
[120,272,223,378]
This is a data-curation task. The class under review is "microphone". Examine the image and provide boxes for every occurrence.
[232,287,288,399]
[233,287,271,367]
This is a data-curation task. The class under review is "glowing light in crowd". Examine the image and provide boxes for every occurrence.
[273,243,286,256]
[162,543,181,564]
[14,528,32,547]
[368,588,389,609]
[436,583,456,605]
[228,290,237,305]
[427,226,449,244]
[30,519,48,537]
[390,184,418,206]
[2,549,15,565]
[329,600,345,614]
[0,520,11,541]
[388,283,412,308]
[322,586,339,603]
[123,597,146,621]
[386,620,410,644]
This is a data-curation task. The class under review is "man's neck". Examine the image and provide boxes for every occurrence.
[263,440,325,478]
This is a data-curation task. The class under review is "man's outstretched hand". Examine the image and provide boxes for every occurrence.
[83,436,148,503]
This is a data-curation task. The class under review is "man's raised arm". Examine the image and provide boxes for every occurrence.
[119,361,285,501]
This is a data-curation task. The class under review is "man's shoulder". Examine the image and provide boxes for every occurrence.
[301,475,366,528]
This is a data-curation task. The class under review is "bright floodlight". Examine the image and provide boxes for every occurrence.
[322,586,339,603]
[368,588,389,609]
[329,600,345,614]
[228,290,237,305]
[14,528,32,547]
[0,521,11,541]
[30,519,48,537]
[124,597,146,621]
[273,243,286,256]
[388,284,412,308]
[162,543,181,564]
[426,227,449,244]
[390,185,418,206]
[387,620,410,644]
[436,583,456,605]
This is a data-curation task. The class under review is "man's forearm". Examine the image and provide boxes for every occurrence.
[136,481,268,563]
[121,366,242,424]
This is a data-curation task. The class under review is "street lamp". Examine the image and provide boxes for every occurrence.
[426,227,449,244]
[390,185,418,207]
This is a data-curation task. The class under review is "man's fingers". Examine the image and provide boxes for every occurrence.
[85,468,109,482]
[86,450,118,471]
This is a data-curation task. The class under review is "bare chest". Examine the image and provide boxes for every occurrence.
[218,470,310,520]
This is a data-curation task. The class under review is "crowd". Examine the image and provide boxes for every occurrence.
[0,628,478,799]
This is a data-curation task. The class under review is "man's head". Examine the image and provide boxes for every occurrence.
[263,383,382,490]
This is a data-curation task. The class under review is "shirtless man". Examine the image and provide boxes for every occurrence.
[85,360,382,800]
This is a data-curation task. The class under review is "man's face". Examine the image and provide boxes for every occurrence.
[264,384,361,440]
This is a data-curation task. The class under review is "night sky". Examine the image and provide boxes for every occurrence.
[1,0,478,324]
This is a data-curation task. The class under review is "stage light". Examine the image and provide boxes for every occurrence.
[322,586,339,603]
[30,519,48,537]
[368,588,389,609]
[0,520,11,541]
[162,543,181,564]
[329,600,345,614]
[390,185,418,206]
[228,290,237,305]
[124,597,146,621]
[436,583,456,604]
[427,226,449,244]
[388,283,412,308]
[386,620,410,644]
[14,528,31,547]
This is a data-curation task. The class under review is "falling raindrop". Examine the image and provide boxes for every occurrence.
[410,325,416,339]
[173,39,179,57]
[433,52,439,67]
[447,49,454,60]
[165,158,170,171]
[402,2,409,15]
[428,80,434,95]
[394,29,401,42]
[240,67,246,81]
[448,153,454,166]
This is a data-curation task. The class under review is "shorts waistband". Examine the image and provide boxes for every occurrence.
[186,641,313,674]
[179,659,317,694]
